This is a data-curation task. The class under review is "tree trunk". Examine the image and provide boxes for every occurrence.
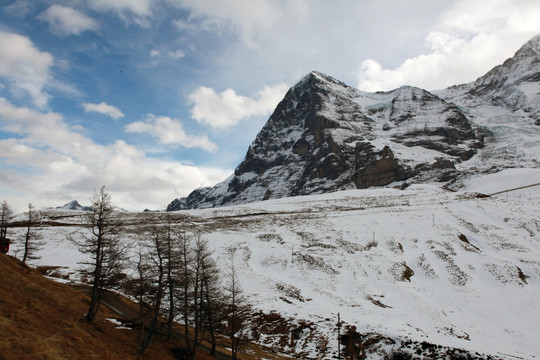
[167,282,175,341]
[138,317,157,354]
[86,282,100,323]
[182,233,192,356]
[86,247,102,323]
[22,225,30,264]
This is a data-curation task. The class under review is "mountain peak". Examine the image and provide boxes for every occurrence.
[521,33,540,53]
[58,200,92,211]
[303,70,332,81]
[167,37,539,211]
[295,70,352,91]
[168,69,486,210]
[438,33,540,128]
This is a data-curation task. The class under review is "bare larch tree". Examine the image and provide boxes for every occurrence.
[137,216,167,354]
[1,200,13,242]
[72,186,127,323]
[21,203,43,264]
[224,249,250,360]
[196,236,222,356]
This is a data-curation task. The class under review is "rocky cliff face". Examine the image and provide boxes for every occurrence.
[168,73,482,210]
[437,34,540,169]
[168,35,539,211]
[442,34,540,123]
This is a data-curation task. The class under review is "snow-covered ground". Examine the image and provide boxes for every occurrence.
[8,168,540,359]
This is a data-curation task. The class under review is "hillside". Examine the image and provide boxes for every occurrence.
[0,254,293,360]
[0,254,183,360]
[6,168,540,359]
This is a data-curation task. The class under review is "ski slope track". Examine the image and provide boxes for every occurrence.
[9,169,540,359]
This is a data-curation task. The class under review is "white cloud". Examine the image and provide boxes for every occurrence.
[167,0,453,92]
[356,0,540,91]
[0,31,53,108]
[168,50,185,59]
[90,0,152,16]
[5,0,34,17]
[125,114,217,152]
[149,47,185,61]
[0,98,230,212]
[38,5,99,36]
[168,0,283,46]
[83,102,124,120]
[168,0,539,97]
[0,97,92,150]
[188,83,288,129]
[90,0,153,27]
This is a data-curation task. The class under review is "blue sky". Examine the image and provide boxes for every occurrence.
[1,0,539,212]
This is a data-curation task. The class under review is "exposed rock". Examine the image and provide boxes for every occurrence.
[168,35,540,210]
[169,72,480,210]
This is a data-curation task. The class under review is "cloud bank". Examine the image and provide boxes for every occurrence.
[188,83,289,129]
[356,0,540,91]
[0,31,53,108]
[125,114,218,152]
[0,98,228,211]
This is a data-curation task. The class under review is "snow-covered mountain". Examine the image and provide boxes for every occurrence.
[168,35,539,211]
[57,200,92,211]
[443,34,540,120]
[436,34,540,171]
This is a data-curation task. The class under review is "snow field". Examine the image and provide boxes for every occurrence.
[7,169,540,359]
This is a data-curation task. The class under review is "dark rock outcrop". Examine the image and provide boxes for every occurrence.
[168,72,483,210]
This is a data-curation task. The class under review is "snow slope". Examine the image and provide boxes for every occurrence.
[8,168,540,359]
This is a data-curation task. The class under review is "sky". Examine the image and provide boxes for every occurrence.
[0,0,539,212]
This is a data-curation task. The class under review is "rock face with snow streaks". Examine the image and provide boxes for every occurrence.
[459,34,540,122]
[168,72,482,210]
[437,34,540,168]
[168,35,540,211]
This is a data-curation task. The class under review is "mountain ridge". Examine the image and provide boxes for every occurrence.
[168,35,539,211]
[57,200,92,211]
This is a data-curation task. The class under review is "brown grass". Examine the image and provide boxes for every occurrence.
[0,254,294,360]
[0,254,183,360]
[366,295,392,309]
